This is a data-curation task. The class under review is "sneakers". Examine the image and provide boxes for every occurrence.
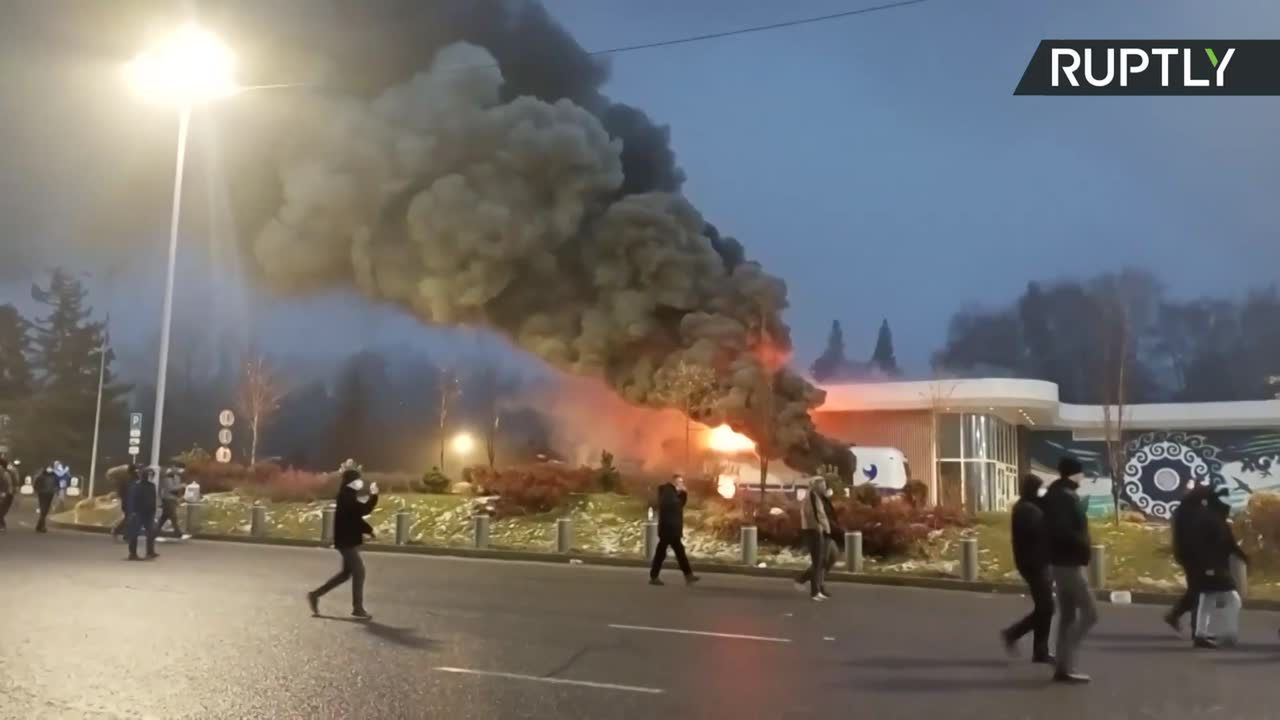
[684,575,701,586]
[1052,672,1091,684]
[145,552,159,560]
[1193,637,1219,650]
[648,578,665,586]
[351,609,372,620]
[306,592,320,616]
[811,594,827,603]
[181,534,192,540]
[1001,630,1019,658]
[1163,611,1182,635]
[126,555,142,561]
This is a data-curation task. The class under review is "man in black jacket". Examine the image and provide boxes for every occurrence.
[125,467,159,560]
[0,454,15,532]
[309,469,379,618]
[1042,456,1097,684]
[33,465,58,533]
[1165,483,1211,636]
[1001,474,1054,663]
[649,475,700,586]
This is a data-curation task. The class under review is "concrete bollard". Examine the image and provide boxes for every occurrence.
[395,510,411,546]
[644,521,658,562]
[473,514,490,549]
[321,503,336,546]
[960,537,979,582]
[741,525,758,566]
[846,531,864,573]
[250,503,267,538]
[184,501,202,536]
[1089,545,1106,589]
[1231,554,1248,600]
[556,517,574,554]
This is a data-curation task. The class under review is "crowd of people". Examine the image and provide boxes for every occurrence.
[1001,457,1246,685]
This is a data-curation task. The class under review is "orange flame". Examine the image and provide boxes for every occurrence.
[706,424,756,454]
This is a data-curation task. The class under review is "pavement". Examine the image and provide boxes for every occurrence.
[3,514,1280,720]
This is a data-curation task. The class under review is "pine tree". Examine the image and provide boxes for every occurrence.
[27,269,127,470]
[870,319,900,376]
[0,304,33,404]
[810,320,848,381]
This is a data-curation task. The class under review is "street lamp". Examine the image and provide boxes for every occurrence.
[450,432,476,457]
[125,25,237,475]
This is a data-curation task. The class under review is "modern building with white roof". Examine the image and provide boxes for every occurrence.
[813,378,1280,517]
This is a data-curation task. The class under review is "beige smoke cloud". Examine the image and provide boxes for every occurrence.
[252,42,840,471]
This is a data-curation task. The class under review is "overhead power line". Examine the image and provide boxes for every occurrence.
[584,0,930,58]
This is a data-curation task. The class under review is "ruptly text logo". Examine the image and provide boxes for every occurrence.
[1015,40,1280,96]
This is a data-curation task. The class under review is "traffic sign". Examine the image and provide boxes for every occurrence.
[130,413,143,433]
[129,429,141,439]
[128,446,140,457]
[219,410,235,428]
[218,428,233,446]
[128,437,141,447]
[215,446,232,464]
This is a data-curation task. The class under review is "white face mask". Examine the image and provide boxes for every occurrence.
[1069,473,1085,483]
[347,479,365,492]
[824,488,834,498]
[1036,486,1048,498]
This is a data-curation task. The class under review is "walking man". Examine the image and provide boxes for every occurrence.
[110,464,134,541]
[1002,475,1054,663]
[0,454,16,533]
[125,467,158,560]
[799,475,833,602]
[649,474,700,586]
[308,469,378,619]
[796,477,841,596]
[1165,483,1211,637]
[155,466,187,540]
[1042,457,1097,684]
[33,464,57,533]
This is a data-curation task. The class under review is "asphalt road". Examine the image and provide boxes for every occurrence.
[3,518,1280,719]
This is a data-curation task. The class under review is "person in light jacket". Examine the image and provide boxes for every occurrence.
[308,469,379,619]
[155,466,187,539]
[799,475,833,602]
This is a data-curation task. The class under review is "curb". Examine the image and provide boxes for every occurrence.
[48,519,1280,611]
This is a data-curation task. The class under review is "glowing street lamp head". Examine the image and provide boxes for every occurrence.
[125,25,237,105]
[450,432,476,456]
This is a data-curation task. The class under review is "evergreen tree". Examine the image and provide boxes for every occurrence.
[0,304,33,403]
[810,320,848,381]
[870,319,900,376]
[27,269,127,470]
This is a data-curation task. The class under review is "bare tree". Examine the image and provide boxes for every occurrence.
[1098,289,1131,525]
[654,360,718,475]
[236,355,286,466]
[752,309,782,505]
[477,364,502,469]
[437,366,461,472]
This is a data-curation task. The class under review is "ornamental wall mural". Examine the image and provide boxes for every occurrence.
[1028,430,1280,519]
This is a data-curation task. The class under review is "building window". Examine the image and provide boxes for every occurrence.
[936,413,1019,513]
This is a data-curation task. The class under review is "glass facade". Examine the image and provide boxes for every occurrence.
[936,413,1019,513]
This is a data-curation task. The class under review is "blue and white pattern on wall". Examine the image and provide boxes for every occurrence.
[1029,430,1280,519]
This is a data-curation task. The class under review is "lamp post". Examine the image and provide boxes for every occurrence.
[125,25,237,475]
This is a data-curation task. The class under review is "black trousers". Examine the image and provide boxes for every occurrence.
[127,512,157,557]
[314,546,366,611]
[1170,571,1203,634]
[35,493,54,531]
[1005,566,1055,658]
[0,492,13,528]
[650,537,693,579]
[801,529,829,597]
[157,500,182,537]
[796,535,838,586]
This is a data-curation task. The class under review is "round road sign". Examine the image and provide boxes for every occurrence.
[219,410,235,428]
[215,446,232,464]
[218,428,233,446]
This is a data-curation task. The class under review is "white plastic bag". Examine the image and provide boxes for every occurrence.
[19,477,32,495]
[183,481,202,504]
[1195,590,1242,644]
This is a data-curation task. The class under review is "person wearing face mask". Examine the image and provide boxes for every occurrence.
[799,475,833,602]
[795,478,842,595]
[0,453,16,533]
[1165,483,1212,638]
[1001,475,1054,664]
[33,464,58,533]
[125,467,159,560]
[1041,457,1096,684]
[308,468,379,619]
[649,474,700,586]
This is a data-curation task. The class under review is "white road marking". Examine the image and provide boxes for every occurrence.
[608,623,792,643]
[433,667,664,695]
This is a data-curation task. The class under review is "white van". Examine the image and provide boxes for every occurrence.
[849,446,910,494]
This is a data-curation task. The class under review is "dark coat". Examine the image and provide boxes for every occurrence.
[1189,495,1245,593]
[1010,496,1050,575]
[656,483,687,542]
[34,469,57,496]
[1042,477,1091,567]
[1172,486,1213,570]
[126,478,156,517]
[334,486,378,549]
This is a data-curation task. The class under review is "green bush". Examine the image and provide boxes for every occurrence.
[1236,493,1280,570]
[468,463,596,517]
[851,483,882,508]
[833,498,970,559]
[903,480,929,508]
[597,451,621,493]
[420,467,451,494]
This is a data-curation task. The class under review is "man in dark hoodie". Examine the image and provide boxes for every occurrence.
[0,453,15,532]
[125,466,159,561]
[1165,483,1212,637]
[1002,474,1054,664]
[1188,488,1245,648]
[1041,456,1096,684]
[649,474,700,586]
[110,464,135,541]
[33,464,58,533]
[308,468,379,619]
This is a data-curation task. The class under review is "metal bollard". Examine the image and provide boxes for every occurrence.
[395,510,411,546]
[250,503,267,538]
[473,514,490,549]
[1231,554,1248,600]
[184,501,202,536]
[1089,545,1106,589]
[960,537,979,582]
[846,531,864,573]
[556,517,574,554]
[321,503,336,546]
[643,521,658,562]
[741,525,758,566]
